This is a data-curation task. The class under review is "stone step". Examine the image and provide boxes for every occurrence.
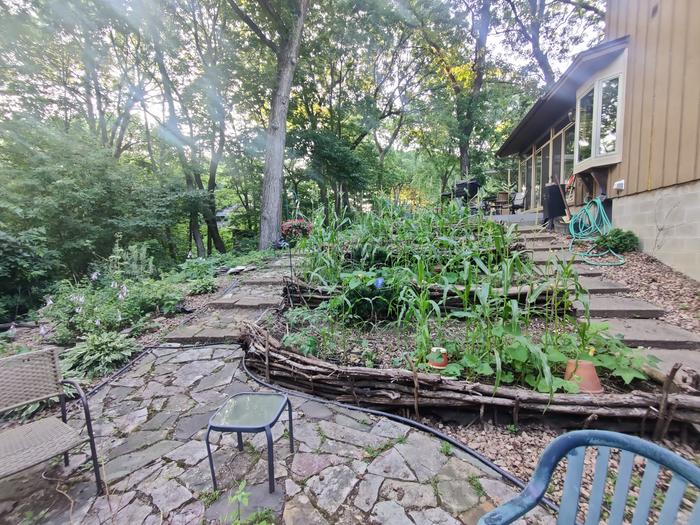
[575,295,665,319]
[593,318,700,349]
[641,348,700,377]
[210,293,282,309]
[536,264,603,277]
[520,233,556,242]
[532,250,582,264]
[578,276,630,294]
[525,242,570,252]
[516,225,545,233]
[164,325,243,344]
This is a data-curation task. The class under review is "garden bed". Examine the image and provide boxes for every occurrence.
[243,323,700,433]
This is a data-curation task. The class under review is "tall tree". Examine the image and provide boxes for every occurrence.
[226,0,311,249]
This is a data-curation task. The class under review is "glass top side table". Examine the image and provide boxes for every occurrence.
[205,392,294,493]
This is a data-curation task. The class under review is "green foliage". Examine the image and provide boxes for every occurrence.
[189,277,218,295]
[440,441,453,456]
[287,204,653,393]
[595,228,640,253]
[62,332,138,378]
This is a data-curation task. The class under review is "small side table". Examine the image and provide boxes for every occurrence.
[205,392,293,493]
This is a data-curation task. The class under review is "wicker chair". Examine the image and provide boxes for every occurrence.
[0,348,103,494]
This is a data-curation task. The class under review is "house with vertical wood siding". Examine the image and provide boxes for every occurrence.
[497,0,700,280]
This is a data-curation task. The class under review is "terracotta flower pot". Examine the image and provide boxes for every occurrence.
[428,347,449,370]
[564,359,604,394]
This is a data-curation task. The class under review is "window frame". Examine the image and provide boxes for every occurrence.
[574,51,627,173]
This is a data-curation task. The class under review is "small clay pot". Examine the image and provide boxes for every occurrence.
[428,347,449,369]
[564,359,603,394]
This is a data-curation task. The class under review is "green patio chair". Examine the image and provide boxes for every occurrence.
[0,348,103,494]
[479,430,700,524]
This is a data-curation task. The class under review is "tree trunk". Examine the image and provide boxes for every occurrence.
[258,0,310,249]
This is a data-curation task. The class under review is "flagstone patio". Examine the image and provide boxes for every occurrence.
[0,342,554,524]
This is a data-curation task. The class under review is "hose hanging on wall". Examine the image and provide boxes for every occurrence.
[568,197,625,266]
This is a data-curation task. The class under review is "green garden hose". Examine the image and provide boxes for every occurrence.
[568,197,625,266]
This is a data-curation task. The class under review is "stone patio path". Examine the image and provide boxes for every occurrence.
[0,256,555,525]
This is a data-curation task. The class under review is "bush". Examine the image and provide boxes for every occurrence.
[62,332,138,378]
[189,277,217,295]
[595,228,640,253]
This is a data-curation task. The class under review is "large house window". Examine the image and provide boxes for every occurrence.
[599,77,620,154]
[574,51,626,172]
[577,88,594,162]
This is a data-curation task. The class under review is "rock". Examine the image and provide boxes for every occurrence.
[379,480,437,508]
[107,431,169,460]
[317,438,365,460]
[370,419,409,439]
[285,479,301,497]
[206,481,284,523]
[112,498,155,524]
[306,465,359,514]
[103,440,182,483]
[142,478,193,517]
[290,453,343,479]
[410,507,462,525]
[335,413,371,431]
[395,432,448,482]
[165,440,213,466]
[174,412,212,440]
[459,502,495,525]
[168,347,214,363]
[370,500,411,525]
[367,449,416,481]
[193,363,237,392]
[171,360,223,388]
[283,494,328,525]
[318,420,386,448]
[436,479,480,513]
[353,474,384,512]
[169,501,205,525]
[299,400,334,419]
[112,407,149,434]
[437,457,484,481]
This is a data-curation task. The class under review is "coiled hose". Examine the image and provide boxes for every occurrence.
[568,197,625,266]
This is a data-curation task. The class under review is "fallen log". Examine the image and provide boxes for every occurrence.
[243,323,700,426]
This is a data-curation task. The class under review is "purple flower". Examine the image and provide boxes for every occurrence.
[373,277,385,289]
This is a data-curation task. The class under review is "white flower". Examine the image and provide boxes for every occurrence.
[39,325,48,337]
[46,297,54,306]
[90,271,100,281]
[75,307,82,314]
[95,319,101,326]
[111,281,118,288]
[118,284,129,301]
[7,323,17,337]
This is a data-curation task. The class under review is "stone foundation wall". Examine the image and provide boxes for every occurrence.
[611,179,700,281]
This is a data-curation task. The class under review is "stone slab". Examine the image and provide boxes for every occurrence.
[574,295,665,319]
[210,294,281,309]
[103,440,182,483]
[532,250,581,264]
[164,326,203,343]
[592,318,700,349]
[642,348,700,375]
[524,242,569,252]
[578,276,630,294]
[189,327,243,343]
[520,233,556,242]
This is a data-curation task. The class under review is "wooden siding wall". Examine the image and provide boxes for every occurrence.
[606,0,700,196]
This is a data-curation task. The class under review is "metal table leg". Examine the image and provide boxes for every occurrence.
[205,427,218,490]
[264,426,275,493]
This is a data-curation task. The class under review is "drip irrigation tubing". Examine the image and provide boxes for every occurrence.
[568,197,624,266]
[78,341,560,515]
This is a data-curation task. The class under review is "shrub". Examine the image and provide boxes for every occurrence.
[281,219,312,241]
[189,277,217,295]
[595,228,640,253]
[62,332,138,378]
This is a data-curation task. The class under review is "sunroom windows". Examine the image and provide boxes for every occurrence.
[574,51,626,172]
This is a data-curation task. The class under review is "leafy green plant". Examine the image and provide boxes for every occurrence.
[62,332,139,378]
[189,277,217,295]
[440,441,453,456]
[595,228,640,253]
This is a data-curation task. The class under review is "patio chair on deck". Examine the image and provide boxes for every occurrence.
[510,192,525,214]
[478,430,700,525]
[0,348,103,494]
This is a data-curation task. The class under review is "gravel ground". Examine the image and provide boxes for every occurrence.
[426,418,700,522]
[551,232,700,334]
[597,250,700,333]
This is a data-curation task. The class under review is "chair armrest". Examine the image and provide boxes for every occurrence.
[61,379,98,440]
[478,486,543,524]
